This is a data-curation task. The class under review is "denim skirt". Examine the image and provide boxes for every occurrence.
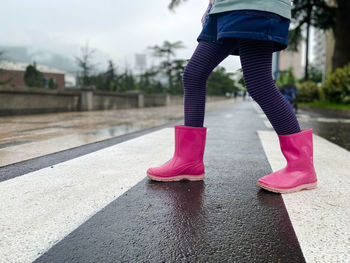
[197,9,290,56]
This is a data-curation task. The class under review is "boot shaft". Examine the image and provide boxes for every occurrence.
[174,125,207,162]
[278,129,315,170]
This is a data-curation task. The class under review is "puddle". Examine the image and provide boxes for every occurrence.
[83,123,144,137]
[0,140,34,149]
[15,125,77,133]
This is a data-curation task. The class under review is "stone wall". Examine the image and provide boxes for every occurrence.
[0,86,229,116]
[93,91,139,110]
[0,86,81,115]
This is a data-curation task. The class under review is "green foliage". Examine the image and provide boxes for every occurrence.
[297,81,320,102]
[48,78,57,89]
[207,66,236,96]
[299,101,350,110]
[24,63,44,88]
[116,69,138,92]
[288,0,336,52]
[308,64,323,83]
[168,59,186,95]
[234,68,246,90]
[138,68,166,94]
[287,25,303,52]
[89,74,105,91]
[148,40,185,93]
[88,60,167,94]
[168,0,188,11]
[104,60,116,91]
[322,63,350,103]
[275,67,296,89]
[76,39,231,96]
[291,0,336,30]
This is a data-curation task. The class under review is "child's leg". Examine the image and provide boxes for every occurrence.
[238,38,301,135]
[183,40,234,127]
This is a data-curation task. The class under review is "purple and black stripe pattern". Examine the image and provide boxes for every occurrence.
[182,38,301,135]
[183,41,234,127]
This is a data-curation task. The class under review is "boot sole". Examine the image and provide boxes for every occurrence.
[147,173,204,182]
[257,181,317,194]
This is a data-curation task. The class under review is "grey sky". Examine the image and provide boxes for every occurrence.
[1,0,317,75]
[0,0,242,73]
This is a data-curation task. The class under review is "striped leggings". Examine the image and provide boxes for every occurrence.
[182,38,301,135]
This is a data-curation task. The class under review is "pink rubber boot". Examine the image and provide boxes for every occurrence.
[257,129,317,194]
[147,125,207,182]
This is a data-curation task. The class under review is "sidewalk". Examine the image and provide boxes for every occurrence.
[0,100,349,263]
[0,98,238,167]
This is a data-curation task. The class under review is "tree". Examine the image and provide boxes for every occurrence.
[234,68,246,91]
[75,42,96,87]
[148,40,185,92]
[289,0,336,80]
[115,68,137,93]
[48,78,57,89]
[331,0,350,71]
[207,66,236,95]
[89,73,105,91]
[168,0,188,11]
[105,60,117,91]
[169,59,187,94]
[138,67,166,94]
[275,67,297,89]
[24,63,44,88]
[308,64,323,83]
[169,0,350,77]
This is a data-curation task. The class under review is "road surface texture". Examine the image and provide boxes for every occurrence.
[0,98,238,167]
[297,108,350,151]
[0,100,349,263]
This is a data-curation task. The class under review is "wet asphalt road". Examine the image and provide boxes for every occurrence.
[33,101,305,263]
[2,100,348,262]
[296,108,350,151]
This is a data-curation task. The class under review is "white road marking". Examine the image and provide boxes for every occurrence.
[252,103,263,115]
[315,117,350,123]
[0,128,175,263]
[258,130,350,263]
[264,120,272,128]
[297,114,350,123]
[259,113,267,119]
[296,114,311,120]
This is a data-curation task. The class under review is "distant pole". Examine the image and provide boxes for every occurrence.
[135,53,147,75]
[304,0,311,81]
[272,52,280,80]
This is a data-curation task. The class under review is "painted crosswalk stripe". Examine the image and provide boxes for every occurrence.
[0,128,175,263]
[258,130,350,263]
[264,120,273,128]
[1,100,348,263]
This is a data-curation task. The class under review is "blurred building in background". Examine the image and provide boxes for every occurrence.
[324,29,335,76]
[135,53,147,74]
[272,26,335,82]
[0,61,75,89]
[313,28,326,72]
[272,44,303,80]
[313,27,335,81]
[279,44,303,79]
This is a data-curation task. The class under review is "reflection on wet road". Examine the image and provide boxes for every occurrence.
[297,109,350,151]
[0,99,239,167]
